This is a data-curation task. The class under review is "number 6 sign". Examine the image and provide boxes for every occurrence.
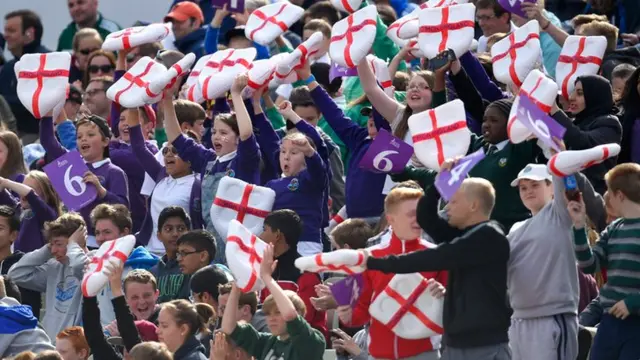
[358,129,414,174]
[516,94,566,152]
[434,149,485,201]
[44,151,98,211]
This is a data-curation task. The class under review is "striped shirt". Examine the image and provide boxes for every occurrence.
[573,218,640,314]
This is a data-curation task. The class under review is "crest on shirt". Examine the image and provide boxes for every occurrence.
[225,168,236,177]
[97,176,106,184]
[499,158,508,167]
[287,178,299,191]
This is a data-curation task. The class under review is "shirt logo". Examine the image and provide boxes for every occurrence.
[287,178,300,191]
[499,158,508,167]
[225,169,235,177]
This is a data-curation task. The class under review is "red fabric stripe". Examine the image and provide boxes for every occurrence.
[341,0,355,12]
[491,32,540,87]
[380,80,393,88]
[385,281,444,334]
[584,147,609,168]
[114,61,155,104]
[411,116,467,167]
[212,185,270,220]
[548,155,567,177]
[249,4,289,40]
[314,254,357,275]
[331,18,377,68]
[227,235,263,292]
[17,54,70,118]
[558,37,603,99]
[418,7,474,53]
[332,214,345,224]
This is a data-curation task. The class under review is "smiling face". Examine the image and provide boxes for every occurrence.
[125,281,159,321]
[68,0,98,26]
[212,119,239,156]
[518,179,553,214]
[476,7,509,37]
[163,145,191,177]
[76,122,108,162]
[406,75,432,113]
[482,106,508,144]
[386,198,422,240]
[568,81,587,114]
[157,308,188,352]
[279,138,307,177]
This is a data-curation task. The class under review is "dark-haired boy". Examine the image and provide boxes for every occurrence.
[259,209,328,341]
[0,205,41,318]
[149,206,191,303]
[176,230,216,275]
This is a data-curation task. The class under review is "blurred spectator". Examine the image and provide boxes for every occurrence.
[57,0,120,52]
[475,0,516,53]
[83,50,115,88]
[0,95,17,133]
[0,33,5,68]
[64,85,84,121]
[69,28,103,86]
[55,327,89,360]
[164,2,207,61]
[126,42,163,69]
[83,76,113,121]
[0,10,49,145]
[611,63,637,102]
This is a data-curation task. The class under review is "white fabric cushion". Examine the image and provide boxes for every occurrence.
[245,2,305,46]
[408,99,471,170]
[367,54,394,96]
[508,69,559,144]
[82,235,136,297]
[419,0,468,9]
[244,59,276,98]
[226,220,268,292]
[15,52,71,119]
[103,24,170,51]
[547,144,621,177]
[293,31,325,63]
[106,56,168,108]
[491,20,541,87]
[331,0,364,13]
[271,52,300,86]
[325,205,348,237]
[555,35,607,99]
[387,13,419,45]
[199,48,257,100]
[407,39,425,59]
[295,249,366,275]
[418,3,476,59]
[150,52,196,91]
[183,54,211,103]
[211,176,276,239]
[329,5,378,68]
[369,273,444,340]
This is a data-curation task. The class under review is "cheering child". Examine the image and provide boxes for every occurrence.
[39,114,129,249]
[0,131,27,184]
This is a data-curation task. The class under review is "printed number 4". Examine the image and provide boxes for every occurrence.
[447,159,472,186]
[373,150,399,172]
[64,165,87,196]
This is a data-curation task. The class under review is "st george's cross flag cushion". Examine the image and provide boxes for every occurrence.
[106,57,168,108]
[271,52,301,86]
[491,20,541,87]
[245,2,305,46]
[369,273,444,340]
[331,0,364,14]
[325,205,348,236]
[82,235,136,297]
[556,35,607,99]
[150,52,196,92]
[183,54,212,104]
[15,52,71,119]
[330,5,378,68]
[103,23,171,51]
[409,99,471,170]
[211,176,276,238]
[292,31,325,64]
[226,220,268,292]
[418,3,476,59]
[198,48,257,100]
[547,144,621,177]
[508,70,559,144]
[295,249,367,275]
[407,39,426,59]
[367,54,394,96]
[243,59,277,98]
[387,12,419,47]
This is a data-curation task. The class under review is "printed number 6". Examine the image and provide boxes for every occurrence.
[373,150,398,172]
[526,110,551,140]
[64,165,87,197]
[447,159,472,186]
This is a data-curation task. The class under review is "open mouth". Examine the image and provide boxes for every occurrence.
[283,164,290,173]
[409,94,421,101]
[80,144,91,151]
[137,304,150,314]
[214,142,222,152]
[166,158,176,166]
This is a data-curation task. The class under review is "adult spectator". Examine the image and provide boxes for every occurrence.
[64,85,83,122]
[0,33,5,68]
[125,42,163,69]
[83,50,115,88]
[83,77,113,121]
[69,28,103,86]
[57,0,121,52]
[0,10,49,144]
[164,2,207,61]
[475,0,516,53]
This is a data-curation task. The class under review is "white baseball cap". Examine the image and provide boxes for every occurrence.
[510,164,552,187]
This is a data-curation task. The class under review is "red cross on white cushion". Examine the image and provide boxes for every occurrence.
[418,3,475,59]
[366,54,394,97]
[81,235,136,297]
[106,57,167,108]
[547,144,621,177]
[325,205,349,236]
[555,35,607,100]
[329,5,378,68]
[244,59,276,98]
[406,39,426,59]
[409,99,470,170]
[211,176,275,239]
[331,0,364,13]
[491,20,541,87]
[271,52,302,86]
[16,52,71,119]
[182,54,212,103]
[370,273,444,340]
[150,52,196,92]
[294,249,367,275]
[508,69,559,144]
[419,0,467,9]
[292,31,325,67]
[245,2,304,46]
[387,12,419,48]
[198,48,256,100]
[102,24,170,52]
[226,220,268,292]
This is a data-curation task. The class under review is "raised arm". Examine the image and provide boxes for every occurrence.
[128,109,164,180]
[356,57,401,123]
[449,64,487,125]
[458,51,506,102]
[1,178,57,221]
[162,95,183,144]
[39,117,67,159]
[261,245,298,321]
[416,186,463,244]
[109,262,142,352]
[230,74,254,141]
[521,2,569,47]
[82,296,120,360]
[221,283,241,335]
[7,245,52,293]
[568,196,608,274]
[551,107,622,150]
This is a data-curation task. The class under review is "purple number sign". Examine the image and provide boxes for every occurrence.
[43,151,97,211]
[211,0,245,13]
[330,274,364,307]
[358,129,414,174]
[497,0,535,18]
[329,62,358,82]
[516,94,566,152]
[435,149,486,201]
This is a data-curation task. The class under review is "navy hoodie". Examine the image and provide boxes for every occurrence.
[0,296,54,358]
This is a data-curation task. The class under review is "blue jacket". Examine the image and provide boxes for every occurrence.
[204,25,270,59]
[125,246,160,270]
[175,27,207,62]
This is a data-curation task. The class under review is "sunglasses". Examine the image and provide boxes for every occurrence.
[162,146,178,156]
[78,48,99,56]
[88,65,114,74]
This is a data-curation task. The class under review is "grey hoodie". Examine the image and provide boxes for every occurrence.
[0,296,54,358]
[8,242,87,340]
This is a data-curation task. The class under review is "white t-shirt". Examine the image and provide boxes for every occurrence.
[141,144,166,196]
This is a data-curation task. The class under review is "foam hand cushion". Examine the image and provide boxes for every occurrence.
[387,13,419,47]
[15,52,71,119]
[245,2,305,46]
[418,3,476,59]
[367,54,394,96]
[82,235,136,297]
[409,99,471,170]
[243,59,276,98]
[547,144,621,177]
[329,5,378,68]
[295,249,367,275]
[556,35,607,99]
[419,0,468,9]
[198,48,257,100]
[226,220,268,292]
[491,20,541,87]
[271,52,301,86]
[103,24,170,51]
[106,56,168,108]
[151,52,196,92]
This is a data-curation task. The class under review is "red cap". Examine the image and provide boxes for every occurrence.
[165,2,205,23]
[135,320,159,342]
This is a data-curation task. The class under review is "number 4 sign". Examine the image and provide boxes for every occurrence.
[211,0,245,13]
[516,94,566,152]
[434,149,485,201]
[43,151,98,211]
[358,129,414,174]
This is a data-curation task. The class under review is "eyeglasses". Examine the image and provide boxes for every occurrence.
[78,48,99,56]
[88,64,114,74]
[162,224,188,233]
[476,14,497,22]
[162,146,178,156]
[83,88,105,98]
[176,250,203,259]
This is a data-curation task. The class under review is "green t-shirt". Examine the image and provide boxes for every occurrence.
[230,315,326,360]
[57,13,121,52]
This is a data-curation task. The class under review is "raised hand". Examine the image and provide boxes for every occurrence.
[567,196,587,229]
[231,73,249,96]
[331,328,362,356]
[259,244,278,281]
[277,101,298,121]
[69,225,88,249]
[427,278,446,299]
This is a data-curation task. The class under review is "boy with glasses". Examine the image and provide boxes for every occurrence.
[176,230,216,275]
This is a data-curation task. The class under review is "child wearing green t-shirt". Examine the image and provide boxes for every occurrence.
[221,244,326,360]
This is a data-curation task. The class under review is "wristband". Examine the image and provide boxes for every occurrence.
[303,75,316,85]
